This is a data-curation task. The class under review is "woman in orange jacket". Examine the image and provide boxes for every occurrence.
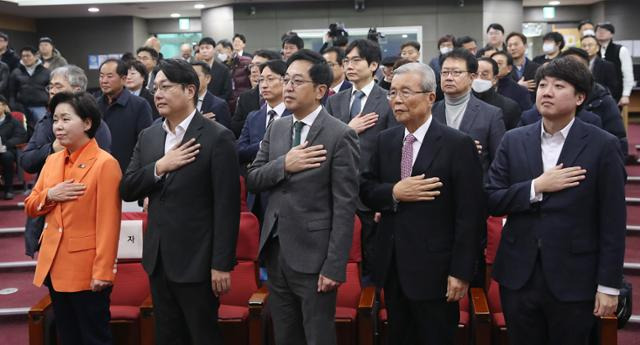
[25,91,122,345]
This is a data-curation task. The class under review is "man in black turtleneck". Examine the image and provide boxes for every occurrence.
[473,57,521,131]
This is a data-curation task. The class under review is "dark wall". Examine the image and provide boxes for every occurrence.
[0,29,38,55]
[36,16,135,87]
[604,1,640,40]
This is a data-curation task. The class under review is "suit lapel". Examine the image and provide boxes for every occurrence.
[459,96,480,133]
[361,85,382,115]
[305,109,327,145]
[339,89,353,123]
[555,119,588,168]
[163,112,204,188]
[255,107,267,139]
[431,101,446,125]
[66,139,100,184]
[412,119,443,176]
[388,127,404,182]
[523,121,543,178]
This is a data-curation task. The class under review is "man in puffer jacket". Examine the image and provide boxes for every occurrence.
[38,37,68,71]
[9,46,50,126]
[584,81,628,158]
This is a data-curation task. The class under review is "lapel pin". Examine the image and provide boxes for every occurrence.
[78,163,86,169]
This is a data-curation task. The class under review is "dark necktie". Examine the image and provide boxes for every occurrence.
[292,121,305,147]
[401,134,416,179]
[350,90,366,119]
[328,89,336,97]
[267,110,277,128]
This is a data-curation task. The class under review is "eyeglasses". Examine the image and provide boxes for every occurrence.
[45,83,66,93]
[282,77,313,88]
[342,57,365,65]
[387,89,430,100]
[440,70,468,78]
[258,76,283,85]
[154,83,181,94]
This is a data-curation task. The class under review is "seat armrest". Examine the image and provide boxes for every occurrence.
[29,294,52,345]
[249,285,269,345]
[249,286,269,313]
[599,315,618,345]
[358,286,376,311]
[470,288,491,345]
[139,295,155,345]
[357,286,376,345]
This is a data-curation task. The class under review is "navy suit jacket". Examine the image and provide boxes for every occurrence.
[497,76,533,112]
[518,107,602,128]
[236,104,292,165]
[201,91,231,129]
[486,119,626,301]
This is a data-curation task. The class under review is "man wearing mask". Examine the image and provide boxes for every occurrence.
[533,32,564,65]
[492,51,533,111]
[473,57,522,130]
[38,37,67,71]
[578,20,596,37]
[596,22,634,106]
[429,35,455,77]
[9,46,49,125]
[506,32,539,102]
[198,37,233,101]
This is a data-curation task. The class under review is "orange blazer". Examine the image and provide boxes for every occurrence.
[25,139,122,292]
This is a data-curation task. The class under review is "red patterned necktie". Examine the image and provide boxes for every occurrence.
[401,133,416,179]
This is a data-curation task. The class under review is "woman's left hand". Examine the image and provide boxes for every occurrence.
[90,279,113,292]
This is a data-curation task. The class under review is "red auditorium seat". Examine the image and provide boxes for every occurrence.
[239,176,248,212]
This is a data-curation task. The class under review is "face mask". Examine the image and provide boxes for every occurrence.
[542,42,556,54]
[472,79,493,93]
[218,53,228,61]
[440,46,453,55]
[582,29,595,37]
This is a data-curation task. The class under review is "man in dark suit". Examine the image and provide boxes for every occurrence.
[198,37,233,101]
[237,59,291,217]
[492,51,533,111]
[432,48,505,178]
[360,62,484,345]
[96,59,153,173]
[519,106,602,128]
[191,61,231,129]
[232,33,253,58]
[473,57,522,130]
[325,39,399,279]
[247,50,359,345]
[322,46,352,96]
[486,57,625,345]
[230,50,281,137]
[120,59,239,345]
[580,36,620,99]
[506,32,540,103]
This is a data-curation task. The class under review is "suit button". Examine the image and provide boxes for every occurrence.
[58,227,63,233]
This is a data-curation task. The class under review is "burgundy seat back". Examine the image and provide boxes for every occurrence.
[486,216,504,264]
[487,279,502,313]
[336,216,362,309]
[239,176,248,212]
[111,262,150,307]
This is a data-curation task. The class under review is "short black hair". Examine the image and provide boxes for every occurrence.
[535,57,593,107]
[259,59,287,76]
[49,92,102,139]
[477,57,499,77]
[136,46,159,61]
[578,20,594,31]
[20,46,37,55]
[191,60,212,76]
[157,59,200,107]
[198,37,216,47]
[441,48,478,73]
[345,39,382,67]
[437,35,456,48]
[454,36,476,48]
[542,32,565,50]
[282,34,304,49]
[560,47,589,64]
[491,51,513,66]
[253,49,282,61]
[233,33,247,43]
[323,46,346,66]
[121,52,136,64]
[126,60,149,87]
[286,49,332,87]
[486,23,505,34]
[506,32,527,45]
[217,39,233,50]
[400,41,421,51]
[99,58,128,77]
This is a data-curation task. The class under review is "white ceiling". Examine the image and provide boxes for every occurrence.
[522,0,603,6]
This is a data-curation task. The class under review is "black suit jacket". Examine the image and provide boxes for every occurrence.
[487,119,626,301]
[207,60,233,101]
[473,88,522,131]
[201,91,232,129]
[518,107,602,128]
[120,112,240,282]
[510,58,540,103]
[230,87,261,138]
[138,88,160,121]
[360,119,485,300]
[591,57,620,101]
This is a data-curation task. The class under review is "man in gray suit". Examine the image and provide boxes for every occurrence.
[247,49,360,345]
[325,39,398,279]
[432,48,505,177]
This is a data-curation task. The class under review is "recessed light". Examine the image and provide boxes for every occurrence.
[170,13,181,18]
[194,4,205,9]
[88,7,100,12]
[549,1,560,5]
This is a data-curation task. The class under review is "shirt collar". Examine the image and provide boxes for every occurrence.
[404,116,433,144]
[293,105,322,127]
[332,80,344,93]
[198,90,207,101]
[541,117,575,140]
[267,102,286,116]
[163,109,197,135]
[64,139,92,164]
[353,79,375,98]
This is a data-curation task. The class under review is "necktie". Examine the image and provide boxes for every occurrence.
[401,133,416,179]
[328,89,336,97]
[267,110,277,128]
[350,90,366,119]
[292,121,305,147]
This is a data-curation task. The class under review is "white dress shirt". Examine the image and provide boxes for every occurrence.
[130,88,141,97]
[154,109,197,179]
[403,116,433,167]
[331,80,345,94]
[348,79,375,115]
[601,42,636,97]
[292,105,322,144]
[529,118,618,295]
[265,102,286,128]
[196,91,207,112]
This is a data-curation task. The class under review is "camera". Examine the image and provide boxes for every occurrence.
[328,23,349,47]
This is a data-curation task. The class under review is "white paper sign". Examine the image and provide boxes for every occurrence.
[117,220,143,259]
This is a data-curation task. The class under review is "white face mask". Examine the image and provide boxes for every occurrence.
[472,78,493,93]
[542,42,556,54]
[218,53,228,61]
[440,46,453,55]
[582,29,595,37]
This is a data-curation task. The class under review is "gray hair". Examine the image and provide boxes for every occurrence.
[393,62,436,92]
[50,65,88,92]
